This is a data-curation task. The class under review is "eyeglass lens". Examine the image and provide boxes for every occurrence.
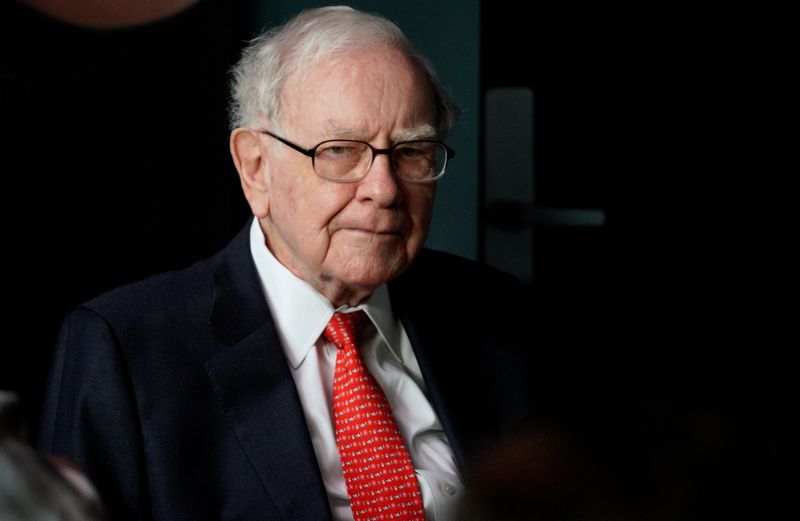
[314,141,446,181]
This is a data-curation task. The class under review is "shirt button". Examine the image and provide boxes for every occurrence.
[440,482,456,496]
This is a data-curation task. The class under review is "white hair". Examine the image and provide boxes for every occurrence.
[228,5,461,137]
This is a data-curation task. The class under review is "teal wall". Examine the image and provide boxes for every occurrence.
[246,1,480,260]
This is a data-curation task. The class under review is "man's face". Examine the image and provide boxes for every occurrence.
[258,47,438,304]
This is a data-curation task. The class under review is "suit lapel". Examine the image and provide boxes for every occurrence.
[389,267,479,471]
[389,251,530,470]
[204,221,332,520]
[394,306,470,471]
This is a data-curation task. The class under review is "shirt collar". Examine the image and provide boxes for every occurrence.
[249,219,403,369]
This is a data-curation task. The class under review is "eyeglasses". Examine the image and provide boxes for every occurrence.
[258,130,455,183]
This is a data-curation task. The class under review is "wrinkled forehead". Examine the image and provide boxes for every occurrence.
[275,47,437,136]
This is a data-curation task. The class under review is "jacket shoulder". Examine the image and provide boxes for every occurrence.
[82,256,214,321]
[400,248,527,300]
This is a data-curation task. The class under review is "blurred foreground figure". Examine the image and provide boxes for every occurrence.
[19,0,200,29]
[1,391,103,520]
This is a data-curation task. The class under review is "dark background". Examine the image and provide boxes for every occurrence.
[482,5,793,520]
[0,1,792,519]
[0,0,252,435]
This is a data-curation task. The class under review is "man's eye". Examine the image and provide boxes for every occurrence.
[399,147,423,157]
[397,145,434,160]
[319,145,361,160]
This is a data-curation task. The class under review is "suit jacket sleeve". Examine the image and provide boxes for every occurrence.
[39,306,152,521]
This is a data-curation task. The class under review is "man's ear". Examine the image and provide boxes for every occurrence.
[230,128,270,217]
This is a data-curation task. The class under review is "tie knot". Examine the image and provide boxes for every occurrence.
[324,311,369,350]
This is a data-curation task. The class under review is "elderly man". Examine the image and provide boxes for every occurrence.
[39,6,534,520]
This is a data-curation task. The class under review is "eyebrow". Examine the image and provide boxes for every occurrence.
[323,122,438,142]
[393,124,437,142]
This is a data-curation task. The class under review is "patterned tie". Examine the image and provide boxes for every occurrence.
[324,311,425,521]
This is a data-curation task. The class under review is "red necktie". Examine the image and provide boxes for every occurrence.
[324,311,425,520]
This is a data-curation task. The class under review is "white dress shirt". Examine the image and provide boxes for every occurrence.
[249,219,463,520]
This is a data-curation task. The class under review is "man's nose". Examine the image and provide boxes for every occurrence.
[356,153,402,207]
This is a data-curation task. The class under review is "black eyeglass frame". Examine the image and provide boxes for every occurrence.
[258,129,455,183]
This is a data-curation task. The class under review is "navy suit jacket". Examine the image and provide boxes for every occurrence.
[38,221,536,520]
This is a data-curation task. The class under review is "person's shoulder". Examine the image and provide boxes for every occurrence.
[78,256,215,326]
[392,248,529,312]
[80,222,251,320]
[403,248,525,293]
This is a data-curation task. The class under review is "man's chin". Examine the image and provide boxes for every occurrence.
[334,257,408,291]
[342,267,403,290]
